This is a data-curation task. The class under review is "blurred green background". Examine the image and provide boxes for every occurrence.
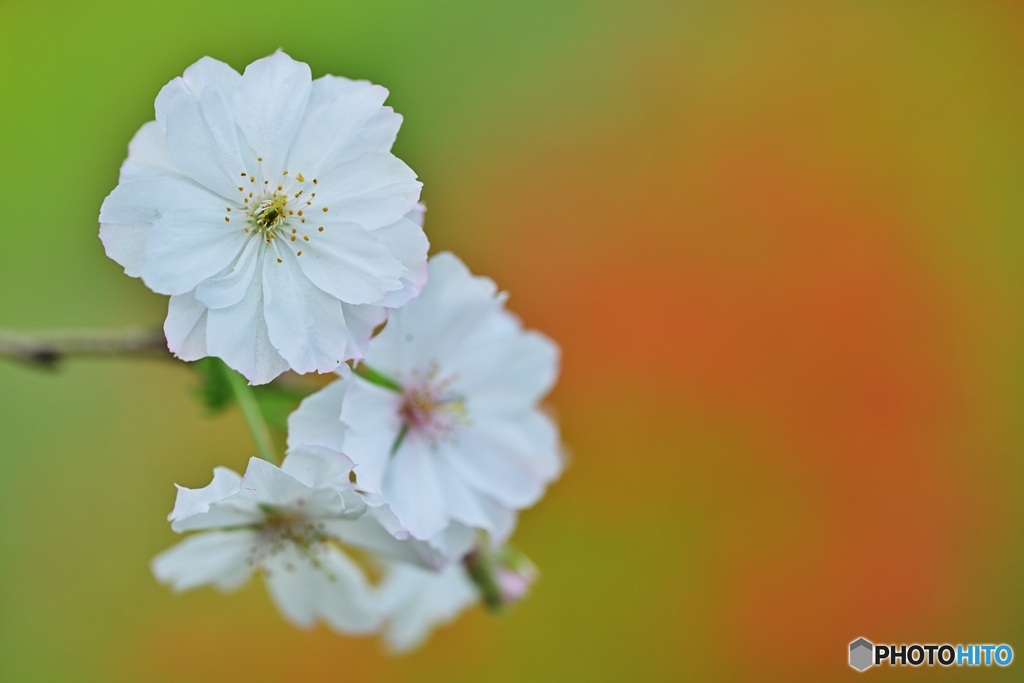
[2,1,1024,680]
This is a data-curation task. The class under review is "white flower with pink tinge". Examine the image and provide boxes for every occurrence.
[99,52,427,384]
[151,447,445,634]
[287,252,563,542]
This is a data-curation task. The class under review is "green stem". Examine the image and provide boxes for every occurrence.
[464,549,506,613]
[224,368,278,464]
[352,362,403,392]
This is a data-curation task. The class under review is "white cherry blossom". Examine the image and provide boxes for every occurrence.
[151,447,442,633]
[100,52,427,384]
[288,252,562,541]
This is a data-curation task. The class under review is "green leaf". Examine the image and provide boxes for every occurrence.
[191,357,235,414]
[252,383,310,433]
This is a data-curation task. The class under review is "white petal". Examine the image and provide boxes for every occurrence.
[286,75,402,173]
[152,530,256,592]
[427,523,477,563]
[450,321,559,414]
[263,244,349,373]
[233,52,312,178]
[237,456,314,507]
[477,497,518,547]
[164,292,208,361]
[434,463,496,532]
[205,268,290,384]
[321,510,445,569]
[236,456,349,521]
[439,414,561,509]
[168,466,243,522]
[97,221,148,278]
[156,77,245,197]
[365,252,501,370]
[141,209,245,295]
[382,440,449,540]
[377,562,477,653]
[286,373,349,450]
[194,237,261,309]
[294,221,404,305]
[181,56,240,96]
[99,175,224,278]
[263,544,380,633]
[280,445,354,490]
[168,466,265,533]
[372,211,430,309]
[313,153,421,230]
[339,304,388,360]
[338,379,403,495]
[118,121,181,183]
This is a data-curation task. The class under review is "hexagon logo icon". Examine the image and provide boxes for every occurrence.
[849,638,874,672]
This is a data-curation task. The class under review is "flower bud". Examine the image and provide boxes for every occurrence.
[464,545,537,612]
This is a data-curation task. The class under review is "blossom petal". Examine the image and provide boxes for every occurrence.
[339,303,388,360]
[263,544,380,633]
[314,153,421,230]
[439,413,561,509]
[338,379,403,495]
[164,292,208,361]
[99,175,223,279]
[206,269,290,384]
[194,237,262,310]
[449,321,559,413]
[168,466,242,522]
[321,511,445,569]
[141,209,244,295]
[477,496,518,547]
[372,210,430,309]
[280,445,354,491]
[237,457,314,507]
[233,52,312,178]
[263,244,349,373]
[168,466,265,533]
[377,562,476,653]
[294,221,404,305]
[435,463,496,532]
[287,75,402,172]
[180,56,240,97]
[382,440,449,540]
[286,372,349,450]
[365,252,501,370]
[119,121,182,183]
[156,78,245,198]
[152,531,256,592]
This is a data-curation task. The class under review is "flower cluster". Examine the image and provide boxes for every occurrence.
[102,52,562,652]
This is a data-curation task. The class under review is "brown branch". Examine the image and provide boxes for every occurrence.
[0,326,172,370]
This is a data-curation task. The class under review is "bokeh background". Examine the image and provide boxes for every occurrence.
[2,1,1023,680]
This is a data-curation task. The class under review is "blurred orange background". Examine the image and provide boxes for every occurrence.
[2,1,1023,680]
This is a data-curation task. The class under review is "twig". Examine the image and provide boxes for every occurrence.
[222,366,280,465]
[0,327,171,370]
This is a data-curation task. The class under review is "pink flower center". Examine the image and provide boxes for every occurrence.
[396,366,468,448]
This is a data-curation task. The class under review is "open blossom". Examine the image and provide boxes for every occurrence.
[288,252,563,541]
[100,52,427,384]
[151,447,442,633]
